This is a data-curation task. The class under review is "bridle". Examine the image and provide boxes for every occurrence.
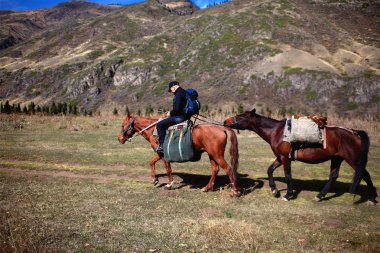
[224,115,247,129]
[120,117,136,141]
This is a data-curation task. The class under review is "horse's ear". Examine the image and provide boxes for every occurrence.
[130,112,135,118]
[250,108,256,115]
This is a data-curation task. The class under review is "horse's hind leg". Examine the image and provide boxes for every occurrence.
[214,156,239,196]
[267,158,282,196]
[362,169,378,205]
[315,157,343,202]
[202,156,219,192]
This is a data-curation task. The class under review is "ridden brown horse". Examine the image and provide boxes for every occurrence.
[118,113,240,195]
[224,109,377,204]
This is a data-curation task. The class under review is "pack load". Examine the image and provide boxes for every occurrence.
[283,115,325,144]
[163,120,202,163]
[184,88,201,116]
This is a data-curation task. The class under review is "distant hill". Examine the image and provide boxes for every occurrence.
[0,0,379,117]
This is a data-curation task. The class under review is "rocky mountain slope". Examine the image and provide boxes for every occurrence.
[0,0,379,117]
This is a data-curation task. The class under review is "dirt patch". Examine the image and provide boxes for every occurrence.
[0,167,147,183]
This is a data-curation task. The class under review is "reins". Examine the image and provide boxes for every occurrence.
[122,114,242,142]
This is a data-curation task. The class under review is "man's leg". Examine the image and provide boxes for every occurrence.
[156,117,177,154]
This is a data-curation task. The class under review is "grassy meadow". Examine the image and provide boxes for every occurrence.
[0,114,379,253]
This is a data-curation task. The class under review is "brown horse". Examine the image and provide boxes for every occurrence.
[224,109,377,204]
[118,113,240,195]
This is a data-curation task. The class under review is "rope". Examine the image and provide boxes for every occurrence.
[193,114,225,126]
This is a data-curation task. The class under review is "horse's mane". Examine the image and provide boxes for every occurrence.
[254,113,286,126]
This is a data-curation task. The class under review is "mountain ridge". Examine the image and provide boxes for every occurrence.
[0,0,379,117]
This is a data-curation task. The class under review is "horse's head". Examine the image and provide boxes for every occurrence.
[118,112,137,144]
[224,109,256,130]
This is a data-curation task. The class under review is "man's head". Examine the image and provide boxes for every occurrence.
[168,80,180,93]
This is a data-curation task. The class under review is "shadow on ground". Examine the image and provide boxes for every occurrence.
[257,177,377,204]
[156,172,264,195]
[156,172,377,202]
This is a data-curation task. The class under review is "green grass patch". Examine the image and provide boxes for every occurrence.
[0,115,379,252]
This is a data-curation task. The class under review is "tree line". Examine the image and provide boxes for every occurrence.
[0,100,90,116]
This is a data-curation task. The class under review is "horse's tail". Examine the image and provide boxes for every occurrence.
[225,128,239,179]
[349,130,370,193]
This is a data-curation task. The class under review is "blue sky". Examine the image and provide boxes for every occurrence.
[0,0,219,11]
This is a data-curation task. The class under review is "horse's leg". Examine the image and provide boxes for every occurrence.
[281,156,293,201]
[267,158,282,196]
[202,156,220,192]
[162,159,174,190]
[315,157,343,202]
[361,169,378,205]
[149,153,161,185]
[214,156,239,196]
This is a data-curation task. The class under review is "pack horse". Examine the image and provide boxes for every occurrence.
[224,109,377,204]
[118,113,240,196]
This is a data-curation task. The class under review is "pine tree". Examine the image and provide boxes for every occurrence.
[3,100,11,114]
[0,102,3,113]
[62,102,68,115]
[113,107,118,115]
[50,101,58,115]
[57,103,63,114]
[16,103,22,113]
[22,106,28,114]
[28,102,36,114]
[73,104,78,115]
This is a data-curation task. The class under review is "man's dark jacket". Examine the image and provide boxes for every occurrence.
[170,87,187,116]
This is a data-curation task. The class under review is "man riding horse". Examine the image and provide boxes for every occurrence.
[156,80,191,155]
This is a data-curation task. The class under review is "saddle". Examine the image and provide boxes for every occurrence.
[283,115,327,159]
[162,120,201,163]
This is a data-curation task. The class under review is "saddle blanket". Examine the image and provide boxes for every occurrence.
[163,121,201,163]
[283,116,324,145]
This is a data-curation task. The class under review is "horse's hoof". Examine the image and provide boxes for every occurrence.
[282,196,289,202]
[153,178,159,186]
[231,190,241,197]
[271,188,278,196]
[368,200,377,206]
[201,187,209,192]
[165,182,173,190]
[314,196,322,202]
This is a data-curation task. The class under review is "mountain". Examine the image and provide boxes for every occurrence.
[0,0,379,117]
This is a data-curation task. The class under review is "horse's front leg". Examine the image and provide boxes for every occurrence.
[162,159,173,190]
[267,158,282,196]
[149,153,161,185]
[281,156,294,201]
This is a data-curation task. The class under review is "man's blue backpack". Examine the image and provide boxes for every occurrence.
[184,89,201,116]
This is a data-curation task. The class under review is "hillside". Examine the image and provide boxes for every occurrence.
[0,0,379,117]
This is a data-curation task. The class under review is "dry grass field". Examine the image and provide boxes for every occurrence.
[0,114,379,252]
